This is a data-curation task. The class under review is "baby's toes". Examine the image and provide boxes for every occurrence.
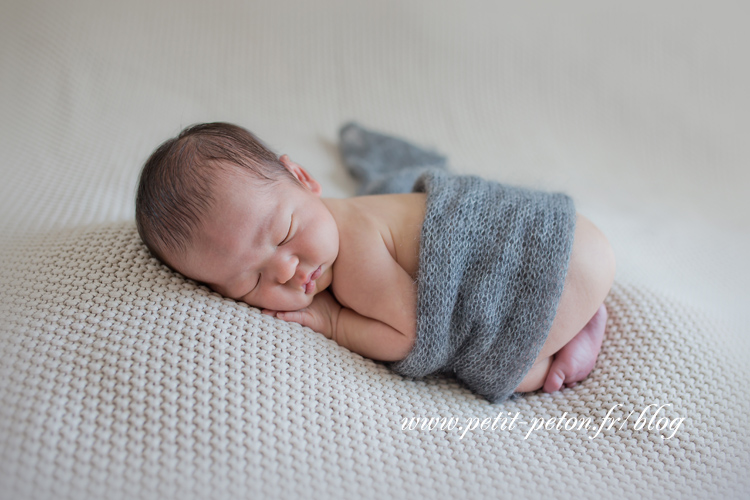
[543,366,566,393]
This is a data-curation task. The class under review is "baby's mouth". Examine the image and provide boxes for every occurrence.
[303,266,322,294]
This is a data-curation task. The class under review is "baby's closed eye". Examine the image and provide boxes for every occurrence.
[278,215,293,246]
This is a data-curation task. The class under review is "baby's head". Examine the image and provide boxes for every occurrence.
[136,122,339,311]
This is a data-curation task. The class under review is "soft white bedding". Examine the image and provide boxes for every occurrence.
[1,1,748,499]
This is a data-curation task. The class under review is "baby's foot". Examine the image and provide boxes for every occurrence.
[543,304,607,393]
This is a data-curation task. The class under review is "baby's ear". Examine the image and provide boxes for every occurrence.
[279,154,322,196]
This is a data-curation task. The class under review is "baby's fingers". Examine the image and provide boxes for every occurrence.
[276,310,309,327]
[264,308,329,338]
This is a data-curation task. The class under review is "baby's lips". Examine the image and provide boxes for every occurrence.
[302,265,322,287]
[303,265,323,294]
[310,265,323,281]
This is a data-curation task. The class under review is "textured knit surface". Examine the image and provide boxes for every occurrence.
[1,223,748,500]
[2,0,749,499]
[340,121,577,403]
[339,121,449,196]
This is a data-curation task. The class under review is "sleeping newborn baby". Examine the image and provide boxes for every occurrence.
[136,122,615,402]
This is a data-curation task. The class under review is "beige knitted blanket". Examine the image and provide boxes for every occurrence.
[1,1,748,499]
[2,223,748,499]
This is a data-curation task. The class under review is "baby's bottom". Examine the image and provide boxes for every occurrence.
[516,304,607,393]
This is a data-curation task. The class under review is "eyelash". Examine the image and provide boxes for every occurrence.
[248,215,292,295]
[279,215,293,246]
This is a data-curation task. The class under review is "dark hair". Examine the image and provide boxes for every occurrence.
[135,122,296,264]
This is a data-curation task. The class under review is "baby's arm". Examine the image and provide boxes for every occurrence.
[273,286,416,361]
[271,222,418,362]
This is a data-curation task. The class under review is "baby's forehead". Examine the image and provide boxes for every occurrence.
[214,165,304,200]
[211,162,288,192]
[199,179,285,234]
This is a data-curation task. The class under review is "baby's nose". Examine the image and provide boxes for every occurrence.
[277,256,299,284]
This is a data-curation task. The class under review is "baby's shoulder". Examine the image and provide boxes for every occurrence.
[325,194,423,315]
[330,195,398,261]
[327,193,426,281]
[361,193,426,278]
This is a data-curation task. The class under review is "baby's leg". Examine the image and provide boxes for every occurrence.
[542,304,607,392]
[515,304,607,393]
[516,214,614,394]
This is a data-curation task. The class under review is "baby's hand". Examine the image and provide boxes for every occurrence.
[262,290,342,340]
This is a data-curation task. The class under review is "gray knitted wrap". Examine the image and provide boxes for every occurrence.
[339,123,576,403]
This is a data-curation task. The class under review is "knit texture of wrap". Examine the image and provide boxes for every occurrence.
[339,123,577,403]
